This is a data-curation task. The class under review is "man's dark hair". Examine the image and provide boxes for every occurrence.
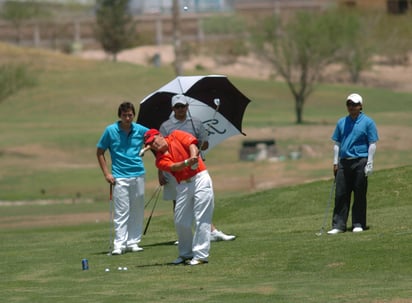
[118,101,136,117]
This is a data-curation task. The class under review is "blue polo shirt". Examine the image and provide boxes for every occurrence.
[97,121,149,178]
[332,112,379,159]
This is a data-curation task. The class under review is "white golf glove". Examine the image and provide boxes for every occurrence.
[364,161,373,176]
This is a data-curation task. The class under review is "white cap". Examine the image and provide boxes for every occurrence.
[171,94,188,107]
[346,93,363,105]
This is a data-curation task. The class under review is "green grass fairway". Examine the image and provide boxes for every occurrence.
[0,166,411,303]
[1,43,412,303]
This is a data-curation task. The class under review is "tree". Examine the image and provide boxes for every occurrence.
[337,11,376,83]
[94,0,137,62]
[200,14,249,65]
[372,13,412,65]
[252,10,351,124]
[172,0,183,76]
[0,0,50,44]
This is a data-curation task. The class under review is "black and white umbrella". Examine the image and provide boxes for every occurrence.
[137,75,251,153]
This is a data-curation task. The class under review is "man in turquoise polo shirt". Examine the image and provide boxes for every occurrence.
[97,101,149,254]
[328,93,379,235]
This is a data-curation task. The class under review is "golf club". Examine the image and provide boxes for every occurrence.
[139,145,151,157]
[107,183,115,255]
[186,104,201,144]
[144,185,162,209]
[143,185,162,235]
[200,97,220,158]
[315,179,336,236]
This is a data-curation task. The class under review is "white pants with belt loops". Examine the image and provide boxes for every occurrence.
[113,176,145,250]
[174,170,214,261]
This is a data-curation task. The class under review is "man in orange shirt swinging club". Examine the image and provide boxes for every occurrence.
[144,128,214,266]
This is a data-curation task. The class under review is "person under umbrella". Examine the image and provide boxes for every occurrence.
[144,128,213,265]
[136,75,251,152]
[158,94,236,242]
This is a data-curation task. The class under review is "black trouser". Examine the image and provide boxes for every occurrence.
[332,158,368,231]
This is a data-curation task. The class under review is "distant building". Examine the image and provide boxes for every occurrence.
[128,0,233,15]
[338,0,410,14]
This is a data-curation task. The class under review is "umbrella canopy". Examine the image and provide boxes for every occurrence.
[137,75,251,153]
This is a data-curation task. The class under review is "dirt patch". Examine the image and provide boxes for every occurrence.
[79,45,412,93]
[213,124,412,190]
[0,207,168,229]
[0,212,108,229]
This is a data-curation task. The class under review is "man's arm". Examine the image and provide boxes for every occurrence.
[364,142,377,176]
[367,142,377,163]
[333,142,340,177]
[96,148,115,184]
[168,143,199,172]
[157,168,168,185]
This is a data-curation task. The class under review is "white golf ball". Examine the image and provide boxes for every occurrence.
[183,6,188,11]
[118,267,122,271]
[105,268,110,272]
[123,267,128,271]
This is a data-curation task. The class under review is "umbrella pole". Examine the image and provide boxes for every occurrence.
[186,107,204,159]
[197,98,221,158]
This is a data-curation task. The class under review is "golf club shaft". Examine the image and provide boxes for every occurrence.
[144,185,162,209]
[108,183,114,252]
[196,101,220,159]
[318,179,336,235]
[143,186,162,235]
[186,107,203,159]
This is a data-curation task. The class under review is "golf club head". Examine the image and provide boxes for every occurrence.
[315,228,324,236]
[139,146,151,157]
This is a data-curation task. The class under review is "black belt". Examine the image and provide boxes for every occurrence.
[341,158,365,162]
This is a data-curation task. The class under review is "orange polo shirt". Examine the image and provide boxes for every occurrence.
[155,130,206,183]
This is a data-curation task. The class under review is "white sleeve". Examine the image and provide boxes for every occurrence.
[367,142,377,163]
[333,142,340,165]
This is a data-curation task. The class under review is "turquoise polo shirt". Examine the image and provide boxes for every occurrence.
[97,121,149,178]
[332,112,379,159]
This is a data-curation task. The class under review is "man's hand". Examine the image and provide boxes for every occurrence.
[158,170,168,186]
[364,161,373,176]
[333,164,338,177]
[105,174,115,185]
[188,156,199,170]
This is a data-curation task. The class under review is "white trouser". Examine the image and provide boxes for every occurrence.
[113,176,145,250]
[174,170,214,261]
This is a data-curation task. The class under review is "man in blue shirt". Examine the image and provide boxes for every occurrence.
[97,102,149,254]
[328,93,379,235]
